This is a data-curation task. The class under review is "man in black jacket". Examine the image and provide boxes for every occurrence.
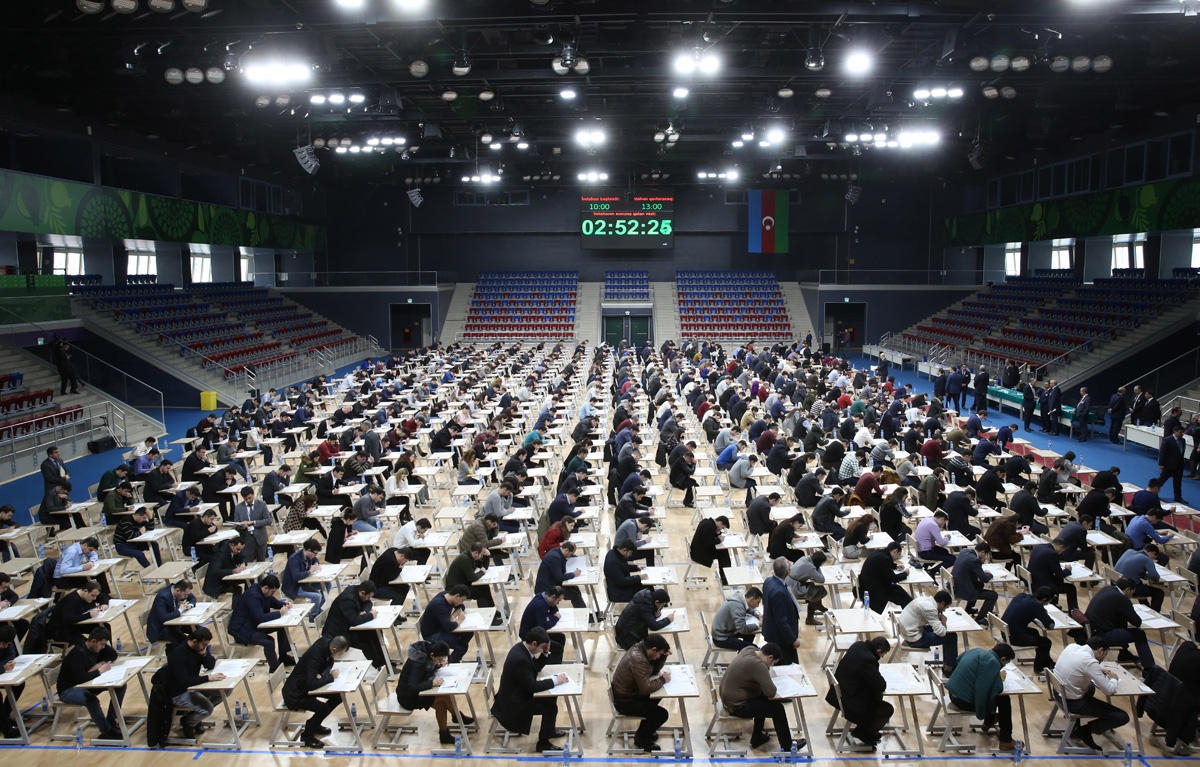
[490,627,570,752]
[604,543,648,603]
[282,634,349,749]
[794,468,826,507]
[614,588,673,650]
[57,627,124,740]
[1008,482,1048,535]
[368,547,412,609]
[826,637,892,748]
[858,543,912,614]
[746,492,780,537]
[1085,578,1156,669]
[323,580,384,668]
[1028,540,1078,610]
[688,515,732,584]
[202,538,247,599]
[150,626,223,738]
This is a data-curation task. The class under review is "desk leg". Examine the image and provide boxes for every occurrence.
[1128,697,1145,756]
[1017,696,1031,754]
[792,698,814,758]
[122,611,143,655]
[571,631,587,665]
[0,686,29,744]
[242,676,261,727]
[677,698,694,758]
[909,697,925,755]
[482,630,497,666]
[336,691,365,753]
[671,633,686,664]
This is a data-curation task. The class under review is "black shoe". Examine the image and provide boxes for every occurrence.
[490,613,504,627]
[458,715,475,726]
[281,654,298,667]
[1116,649,1138,664]
[439,730,456,745]
[552,728,569,738]
[750,731,772,749]
[635,739,659,752]
[193,722,211,735]
[312,725,332,736]
[301,734,325,749]
[536,740,563,752]
[97,729,123,741]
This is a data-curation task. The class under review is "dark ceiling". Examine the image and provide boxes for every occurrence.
[3,0,1200,186]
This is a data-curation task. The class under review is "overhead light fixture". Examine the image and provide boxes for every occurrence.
[1011,55,1032,72]
[180,0,206,8]
[452,51,471,76]
[335,0,365,7]
[478,89,495,101]
[573,58,589,75]
[164,68,184,85]
[765,127,785,144]
[441,89,458,101]
[112,0,138,13]
[990,54,1010,72]
[844,49,872,75]
[1000,85,1017,99]
[348,92,366,104]
[814,87,832,98]
[77,0,104,12]
[560,87,577,100]
[1071,55,1091,72]
[653,131,666,142]
[576,170,609,183]
[1092,54,1113,72]
[367,137,381,147]
[392,0,428,10]
[981,85,999,99]
[805,48,825,72]
[575,127,605,148]
[913,88,931,100]
[968,55,989,72]
[1184,0,1200,16]
[777,86,794,98]
[328,93,346,105]
[312,138,325,148]
[489,142,502,151]
[148,0,174,11]
[741,127,755,141]
[731,139,744,148]
[1049,55,1070,72]
[254,95,270,108]
[409,60,429,78]
[673,86,689,99]
[184,67,204,84]
[275,95,290,107]
[243,61,312,87]
[310,94,327,105]
[517,141,529,150]
[674,49,720,75]
[205,67,225,84]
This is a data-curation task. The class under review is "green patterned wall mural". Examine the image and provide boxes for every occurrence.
[0,168,325,251]
[944,176,1200,247]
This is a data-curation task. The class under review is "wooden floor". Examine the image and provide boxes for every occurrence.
[1,373,1193,765]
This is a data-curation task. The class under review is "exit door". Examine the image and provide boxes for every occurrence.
[603,315,651,347]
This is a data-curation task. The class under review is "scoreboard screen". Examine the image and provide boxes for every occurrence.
[580,193,674,249]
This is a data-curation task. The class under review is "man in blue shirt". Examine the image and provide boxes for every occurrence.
[1113,544,1166,612]
[1126,509,1173,565]
[281,539,325,621]
[715,440,743,472]
[54,536,99,581]
[518,587,565,664]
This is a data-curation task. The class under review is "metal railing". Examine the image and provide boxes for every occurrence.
[1118,346,1200,417]
[310,271,440,287]
[0,400,125,472]
[0,302,165,436]
[812,269,988,286]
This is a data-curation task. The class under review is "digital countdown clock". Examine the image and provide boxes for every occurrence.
[580,193,675,250]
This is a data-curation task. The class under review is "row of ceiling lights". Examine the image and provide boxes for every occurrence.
[968,53,1113,73]
[77,0,208,12]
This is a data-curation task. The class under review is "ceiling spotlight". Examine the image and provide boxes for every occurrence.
[931,87,948,98]
[1049,55,1070,72]
[673,86,689,99]
[574,58,590,75]
[451,51,471,76]
[76,0,104,12]
[184,67,204,84]
[310,94,326,105]
[981,85,999,99]
[340,138,352,146]
[254,95,270,108]
[741,127,755,141]
[441,89,458,101]
[551,57,569,75]
[328,93,346,105]
[913,88,931,100]
[1000,85,1017,99]
[1011,55,1032,72]
[335,146,347,154]
[381,137,393,146]
[1092,54,1113,72]
[517,141,529,150]
[814,87,832,98]
[731,140,743,148]
[348,93,366,104]
[653,131,666,142]
[805,48,825,72]
[575,127,605,147]
[480,132,493,144]
[164,68,184,85]
[845,133,859,143]
[990,54,1010,72]
[312,138,325,148]
[275,95,290,107]
[409,60,429,78]
[777,86,794,98]
[243,61,312,87]
[674,49,720,75]
[765,127,785,144]
[205,67,225,84]
[1071,55,1091,72]
[111,0,138,13]
[367,137,380,146]
[479,89,495,101]
[560,87,577,100]
[969,55,989,72]
[489,142,502,151]
[947,87,964,98]
[350,146,361,154]
[148,0,174,11]
[180,0,207,8]
[845,49,872,74]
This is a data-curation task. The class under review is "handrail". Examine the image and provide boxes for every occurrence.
[0,303,165,434]
[1117,347,1200,393]
[0,400,123,471]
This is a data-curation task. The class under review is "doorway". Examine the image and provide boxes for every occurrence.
[823,301,867,356]
[389,303,432,350]
[603,315,651,348]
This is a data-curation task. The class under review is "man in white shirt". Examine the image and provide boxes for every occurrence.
[897,590,958,671]
[1053,637,1129,752]
[393,517,432,565]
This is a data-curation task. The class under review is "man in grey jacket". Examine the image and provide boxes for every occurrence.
[786,551,829,625]
[711,587,763,650]
[729,454,759,505]
[232,486,271,562]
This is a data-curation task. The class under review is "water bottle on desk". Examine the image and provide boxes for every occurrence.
[863,592,870,615]
[933,645,941,665]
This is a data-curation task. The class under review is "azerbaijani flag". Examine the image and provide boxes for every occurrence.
[747,189,789,253]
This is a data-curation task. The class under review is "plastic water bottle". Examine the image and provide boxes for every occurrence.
[1095,516,1100,530]
[476,647,484,674]
[41,696,49,713]
[37,544,44,559]
[933,646,941,665]
[266,545,274,562]
[75,726,83,751]
[790,739,800,761]
[1124,742,1133,767]
[674,733,682,760]
[234,701,242,721]
[454,734,462,757]
[563,745,571,766]
[350,702,357,721]
[115,637,123,654]
[190,546,197,564]
[1014,739,1023,765]
[411,596,418,615]
[863,592,870,615]
[242,701,250,723]
[375,519,382,532]
[747,550,755,571]
[101,513,108,528]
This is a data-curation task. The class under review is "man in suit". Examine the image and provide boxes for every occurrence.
[1158,423,1189,504]
[323,580,384,669]
[203,538,247,598]
[40,445,70,499]
[282,634,349,749]
[232,486,272,562]
[490,627,570,752]
[1020,380,1039,432]
[227,573,293,672]
[945,367,964,412]
[1106,387,1128,444]
[1040,380,1062,435]
[688,515,732,584]
[419,585,471,662]
[147,579,198,650]
[1073,387,1092,442]
[261,464,293,505]
[605,543,648,603]
[972,367,990,413]
[761,557,801,665]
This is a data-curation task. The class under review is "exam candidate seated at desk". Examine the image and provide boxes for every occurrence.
[490,627,570,753]
[445,543,499,616]
[147,579,198,650]
[711,587,762,650]
[392,517,432,565]
[323,580,386,669]
[419,585,473,663]
[283,632,350,749]
[1000,588,1061,673]
[0,625,20,737]
[826,636,893,750]
[0,573,28,638]
[719,643,799,753]
[282,539,326,620]
[395,638,476,745]
[520,587,570,664]
[53,536,100,586]
[57,626,124,740]
[1052,637,1130,753]
[148,626,223,743]
[113,506,163,568]
[604,542,649,603]
[944,643,1017,750]
[368,546,413,612]
[202,538,247,599]
[282,495,326,540]
[610,634,673,753]
[165,487,203,530]
[614,587,673,650]
[227,573,295,672]
[49,579,109,647]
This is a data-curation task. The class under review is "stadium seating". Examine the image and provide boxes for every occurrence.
[462,271,578,340]
[676,270,792,339]
[604,270,650,301]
